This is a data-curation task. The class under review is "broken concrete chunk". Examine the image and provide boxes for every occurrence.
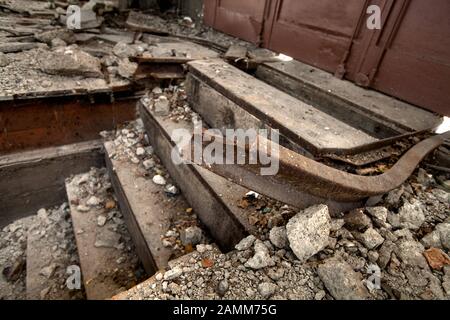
[35,29,76,45]
[258,282,277,299]
[397,199,426,230]
[143,159,155,170]
[39,263,57,279]
[136,147,145,156]
[235,235,256,251]
[164,266,183,281]
[216,279,229,297]
[37,208,48,220]
[377,240,396,269]
[432,188,449,204]
[330,219,345,232]
[244,240,275,270]
[152,174,166,185]
[76,205,90,213]
[153,96,170,116]
[164,184,179,196]
[422,223,450,250]
[117,58,138,79]
[395,239,428,269]
[0,52,10,67]
[343,208,372,231]
[113,42,138,58]
[97,215,107,227]
[436,223,450,250]
[152,87,163,94]
[385,186,404,207]
[421,230,443,249]
[417,168,433,186]
[269,226,288,249]
[317,257,370,300]
[366,207,388,224]
[356,228,384,250]
[39,47,103,78]
[87,196,101,207]
[286,204,331,262]
[180,226,203,246]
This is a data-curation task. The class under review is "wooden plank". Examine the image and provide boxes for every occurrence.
[139,101,254,251]
[255,65,401,139]
[188,59,378,154]
[66,171,139,300]
[125,11,170,36]
[131,56,195,64]
[104,141,189,274]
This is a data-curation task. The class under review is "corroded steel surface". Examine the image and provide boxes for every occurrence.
[181,131,448,207]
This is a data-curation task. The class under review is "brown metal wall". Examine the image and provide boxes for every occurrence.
[204,0,450,116]
[204,0,268,44]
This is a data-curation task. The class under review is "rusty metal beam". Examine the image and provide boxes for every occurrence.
[0,93,138,155]
[180,131,449,207]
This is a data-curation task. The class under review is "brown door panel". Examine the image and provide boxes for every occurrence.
[204,0,267,44]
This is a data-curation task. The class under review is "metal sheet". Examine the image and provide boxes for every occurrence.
[263,0,366,73]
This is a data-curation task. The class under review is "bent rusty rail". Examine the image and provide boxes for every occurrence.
[180,131,448,208]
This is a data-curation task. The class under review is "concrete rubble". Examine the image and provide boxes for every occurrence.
[1,0,449,302]
[113,85,450,301]
[65,167,147,295]
[116,167,450,300]
[101,120,212,258]
[286,204,331,263]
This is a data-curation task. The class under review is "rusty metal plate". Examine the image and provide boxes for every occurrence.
[204,0,268,44]
[179,130,448,206]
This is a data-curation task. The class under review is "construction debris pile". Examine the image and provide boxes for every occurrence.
[116,169,449,300]
[101,119,212,257]
[0,216,33,299]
